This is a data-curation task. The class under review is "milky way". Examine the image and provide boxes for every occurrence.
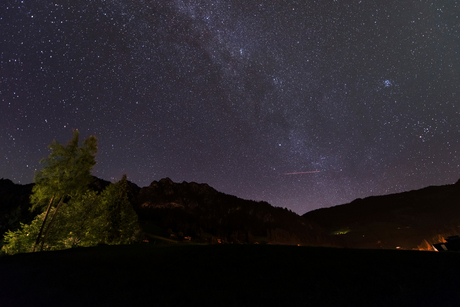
[2,0,459,213]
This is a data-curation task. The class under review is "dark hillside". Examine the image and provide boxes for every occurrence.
[303,179,460,250]
[133,178,331,246]
[0,177,331,247]
[0,179,36,239]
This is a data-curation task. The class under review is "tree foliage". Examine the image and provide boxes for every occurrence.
[98,175,139,245]
[30,130,97,211]
[1,214,44,255]
[1,132,139,255]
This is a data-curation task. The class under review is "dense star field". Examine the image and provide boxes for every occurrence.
[1,0,459,213]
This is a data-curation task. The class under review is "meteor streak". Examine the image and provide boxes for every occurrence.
[284,171,321,175]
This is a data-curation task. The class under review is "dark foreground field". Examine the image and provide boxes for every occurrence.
[1,244,459,307]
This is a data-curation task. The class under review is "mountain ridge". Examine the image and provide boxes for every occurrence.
[303,179,460,250]
[2,176,460,250]
[132,177,331,245]
[0,176,332,247]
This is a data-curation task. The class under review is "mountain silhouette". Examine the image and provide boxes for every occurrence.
[302,179,460,250]
[0,177,331,247]
[0,178,36,238]
[2,176,459,249]
[132,177,331,245]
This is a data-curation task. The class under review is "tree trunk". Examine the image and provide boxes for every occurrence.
[40,197,64,251]
[33,195,55,252]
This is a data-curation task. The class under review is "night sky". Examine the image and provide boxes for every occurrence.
[2,0,459,214]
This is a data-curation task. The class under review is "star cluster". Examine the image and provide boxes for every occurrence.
[1,0,459,213]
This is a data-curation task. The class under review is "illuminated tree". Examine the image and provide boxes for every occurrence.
[56,175,139,247]
[1,213,45,255]
[1,179,139,255]
[31,130,97,251]
[1,132,140,255]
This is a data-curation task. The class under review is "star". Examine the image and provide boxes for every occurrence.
[1,0,458,214]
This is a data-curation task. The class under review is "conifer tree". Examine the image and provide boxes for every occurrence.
[99,175,139,244]
[31,130,97,251]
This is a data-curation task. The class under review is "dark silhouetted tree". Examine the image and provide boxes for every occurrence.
[98,174,139,244]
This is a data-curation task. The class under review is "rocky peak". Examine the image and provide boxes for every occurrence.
[142,178,217,200]
[159,177,174,186]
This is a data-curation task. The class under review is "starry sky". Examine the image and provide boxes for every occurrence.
[1,0,459,214]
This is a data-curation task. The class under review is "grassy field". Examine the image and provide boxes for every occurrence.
[1,244,459,306]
